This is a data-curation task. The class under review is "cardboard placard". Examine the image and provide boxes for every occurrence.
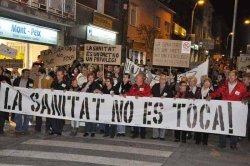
[237,54,250,71]
[0,44,18,58]
[40,45,76,68]
[84,44,121,65]
[152,39,190,68]
[0,59,23,68]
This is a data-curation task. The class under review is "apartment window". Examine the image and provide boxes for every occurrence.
[130,4,137,26]
[165,21,170,34]
[154,16,160,28]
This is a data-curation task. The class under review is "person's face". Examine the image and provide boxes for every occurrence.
[224,69,230,78]
[0,68,3,75]
[135,60,138,64]
[203,80,211,89]
[228,72,237,83]
[33,65,39,71]
[189,79,197,87]
[107,66,112,71]
[181,77,187,82]
[123,75,129,83]
[159,75,167,85]
[180,83,187,92]
[243,77,250,86]
[38,72,44,77]
[89,67,94,72]
[105,79,111,86]
[53,66,58,71]
[82,68,88,75]
[213,71,218,77]
[217,75,223,82]
[22,71,30,79]
[88,75,94,83]
[170,74,175,80]
[114,66,120,73]
[246,68,250,74]
[56,71,64,81]
[12,68,18,72]
[71,80,78,87]
[74,68,78,74]
[106,73,111,77]
[38,57,42,63]
[98,71,103,78]
[135,74,144,85]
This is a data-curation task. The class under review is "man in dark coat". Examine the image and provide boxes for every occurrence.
[151,73,173,140]
[13,69,34,136]
[50,69,69,136]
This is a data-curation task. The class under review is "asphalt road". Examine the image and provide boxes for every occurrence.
[0,121,249,166]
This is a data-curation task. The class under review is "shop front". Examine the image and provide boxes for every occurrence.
[0,17,59,69]
[70,10,121,60]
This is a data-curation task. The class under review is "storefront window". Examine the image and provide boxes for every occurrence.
[0,39,49,69]
[130,49,146,66]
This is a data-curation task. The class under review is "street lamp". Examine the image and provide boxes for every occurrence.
[244,20,250,24]
[226,32,233,48]
[190,0,205,34]
[226,32,233,58]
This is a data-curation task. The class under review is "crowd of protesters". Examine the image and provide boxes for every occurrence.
[0,56,249,151]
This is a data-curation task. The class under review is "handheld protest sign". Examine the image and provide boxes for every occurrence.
[40,45,76,68]
[84,44,121,65]
[152,39,191,68]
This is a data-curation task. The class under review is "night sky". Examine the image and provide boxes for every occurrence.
[210,0,250,53]
[210,0,250,27]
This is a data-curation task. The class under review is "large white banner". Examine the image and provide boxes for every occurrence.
[124,58,208,86]
[0,83,248,136]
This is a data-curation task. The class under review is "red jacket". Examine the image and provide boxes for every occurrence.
[126,82,151,97]
[210,80,249,101]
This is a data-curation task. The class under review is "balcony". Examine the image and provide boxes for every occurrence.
[8,0,76,20]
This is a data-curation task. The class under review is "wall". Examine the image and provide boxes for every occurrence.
[127,0,173,43]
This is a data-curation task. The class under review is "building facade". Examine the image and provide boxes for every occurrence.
[126,0,175,64]
[0,0,76,68]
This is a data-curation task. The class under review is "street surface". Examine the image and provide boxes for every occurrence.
[0,120,249,166]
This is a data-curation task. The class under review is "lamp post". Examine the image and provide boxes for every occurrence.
[226,32,233,59]
[190,0,204,34]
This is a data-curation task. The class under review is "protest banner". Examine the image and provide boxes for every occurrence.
[40,45,76,68]
[84,44,121,65]
[0,83,247,136]
[0,44,18,58]
[237,54,250,71]
[152,39,191,68]
[124,58,208,86]
[0,59,23,68]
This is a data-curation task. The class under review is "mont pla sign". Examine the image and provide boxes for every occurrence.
[0,17,58,45]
